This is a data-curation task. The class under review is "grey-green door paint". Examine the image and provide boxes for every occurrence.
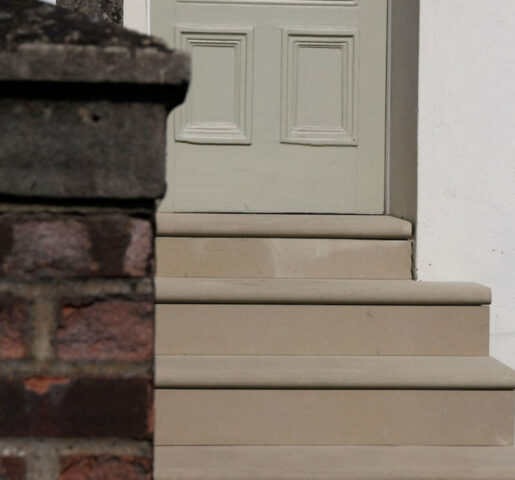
[152,0,387,213]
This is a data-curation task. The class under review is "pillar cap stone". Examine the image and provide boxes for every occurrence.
[0,0,190,201]
[0,0,190,87]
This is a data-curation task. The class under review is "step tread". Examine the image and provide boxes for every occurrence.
[156,355,515,389]
[156,278,492,305]
[156,213,412,239]
[155,446,515,480]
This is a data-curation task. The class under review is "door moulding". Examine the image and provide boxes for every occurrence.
[387,0,419,224]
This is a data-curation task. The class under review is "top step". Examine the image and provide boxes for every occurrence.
[156,213,412,239]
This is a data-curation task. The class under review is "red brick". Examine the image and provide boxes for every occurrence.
[0,213,153,278]
[0,377,152,439]
[0,457,25,480]
[60,455,151,480]
[123,218,153,277]
[58,297,153,361]
[0,296,29,360]
[86,216,153,277]
[0,216,94,277]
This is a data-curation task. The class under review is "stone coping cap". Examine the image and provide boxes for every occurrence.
[0,0,190,86]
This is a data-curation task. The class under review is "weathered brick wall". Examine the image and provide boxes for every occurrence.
[0,209,155,479]
[0,170,159,470]
[0,1,189,478]
[57,0,123,25]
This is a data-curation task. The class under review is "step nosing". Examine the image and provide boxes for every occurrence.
[156,213,413,239]
[155,355,515,389]
[155,278,492,305]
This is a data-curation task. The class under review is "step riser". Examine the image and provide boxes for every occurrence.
[156,305,489,356]
[155,390,514,446]
[156,238,412,280]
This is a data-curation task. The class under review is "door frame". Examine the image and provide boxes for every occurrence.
[124,0,419,222]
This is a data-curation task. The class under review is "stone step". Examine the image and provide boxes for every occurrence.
[155,388,514,446]
[155,278,491,305]
[155,446,515,480]
[155,304,489,356]
[156,213,412,239]
[155,356,515,389]
[155,356,515,447]
[156,237,412,279]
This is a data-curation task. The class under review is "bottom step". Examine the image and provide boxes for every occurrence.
[155,446,515,480]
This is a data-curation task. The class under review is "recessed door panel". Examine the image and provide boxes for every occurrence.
[175,26,253,144]
[281,28,358,146]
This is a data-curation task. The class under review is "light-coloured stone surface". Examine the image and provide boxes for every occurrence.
[156,214,412,239]
[156,237,412,279]
[155,278,492,305]
[155,356,515,389]
[155,389,514,446]
[156,304,489,356]
[155,445,515,480]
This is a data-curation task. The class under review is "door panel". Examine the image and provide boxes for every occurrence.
[175,26,253,144]
[152,0,387,213]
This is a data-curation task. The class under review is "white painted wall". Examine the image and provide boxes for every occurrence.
[124,0,150,34]
[417,0,515,367]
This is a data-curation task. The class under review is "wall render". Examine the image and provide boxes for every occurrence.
[417,0,515,367]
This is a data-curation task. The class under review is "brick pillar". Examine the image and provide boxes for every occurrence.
[0,1,189,479]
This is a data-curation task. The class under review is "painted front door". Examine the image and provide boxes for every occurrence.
[152,0,387,213]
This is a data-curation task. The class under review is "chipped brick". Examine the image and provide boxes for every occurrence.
[60,455,151,480]
[58,297,153,361]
